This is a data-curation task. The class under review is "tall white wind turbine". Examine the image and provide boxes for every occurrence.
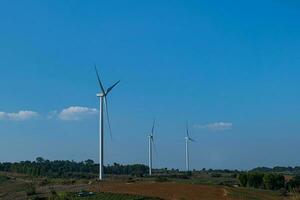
[185,122,195,172]
[95,66,120,180]
[148,119,156,176]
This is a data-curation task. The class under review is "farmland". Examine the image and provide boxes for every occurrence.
[0,172,294,200]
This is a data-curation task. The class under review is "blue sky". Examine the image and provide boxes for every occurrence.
[0,0,300,170]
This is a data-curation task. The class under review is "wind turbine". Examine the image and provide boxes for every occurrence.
[95,66,120,180]
[148,119,156,176]
[185,122,195,172]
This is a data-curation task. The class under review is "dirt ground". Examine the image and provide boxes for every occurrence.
[90,181,230,200]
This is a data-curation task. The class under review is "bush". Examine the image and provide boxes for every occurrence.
[287,176,300,191]
[126,177,136,183]
[231,173,238,178]
[0,175,10,183]
[238,173,248,187]
[155,176,168,182]
[211,173,222,178]
[247,173,264,188]
[263,174,285,190]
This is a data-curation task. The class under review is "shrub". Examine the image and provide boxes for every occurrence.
[155,176,168,182]
[238,173,248,187]
[0,175,10,183]
[231,173,238,178]
[247,173,264,188]
[126,177,136,183]
[263,173,285,190]
[211,173,222,178]
[287,176,300,191]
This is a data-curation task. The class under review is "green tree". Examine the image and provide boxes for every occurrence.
[263,173,285,190]
[36,157,45,163]
[247,173,264,188]
[238,173,248,187]
[286,176,300,191]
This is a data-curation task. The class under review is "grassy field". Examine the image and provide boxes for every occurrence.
[227,187,286,200]
[0,173,297,200]
[49,192,161,200]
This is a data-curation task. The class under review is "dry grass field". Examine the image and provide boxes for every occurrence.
[0,173,293,200]
[89,181,287,200]
[91,181,225,200]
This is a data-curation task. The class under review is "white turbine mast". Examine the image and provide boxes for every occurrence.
[185,121,195,172]
[95,66,120,180]
[148,119,156,176]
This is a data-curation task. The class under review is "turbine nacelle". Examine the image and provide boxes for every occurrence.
[185,121,196,142]
[96,93,105,97]
[185,136,195,142]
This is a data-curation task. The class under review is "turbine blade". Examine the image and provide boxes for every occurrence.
[189,138,196,142]
[104,97,113,140]
[186,121,190,138]
[151,119,156,136]
[106,80,120,95]
[94,65,106,94]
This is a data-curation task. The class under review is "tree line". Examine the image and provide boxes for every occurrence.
[251,166,300,174]
[0,157,149,178]
[239,172,300,192]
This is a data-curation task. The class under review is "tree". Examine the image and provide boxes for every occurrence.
[247,173,264,188]
[286,176,300,191]
[238,173,248,187]
[263,173,285,190]
[36,157,45,163]
[84,159,94,165]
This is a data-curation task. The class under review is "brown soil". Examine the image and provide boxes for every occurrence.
[90,181,230,200]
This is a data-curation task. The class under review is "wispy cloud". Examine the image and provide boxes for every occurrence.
[194,122,233,131]
[0,111,39,121]
[57,106,98,121]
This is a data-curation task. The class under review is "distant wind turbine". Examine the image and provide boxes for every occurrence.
[148,119,156,176]
[95,66,120,180]
[185,122,195,172]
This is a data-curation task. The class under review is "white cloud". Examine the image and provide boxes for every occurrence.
[194,122,233,131]
[0,112,6,120]
[0,110,39,121]
[58,106,98,121]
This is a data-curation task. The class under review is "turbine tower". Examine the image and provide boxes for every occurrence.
[95,66,120,180]
[185,122,195,172]
[148,119,156,176]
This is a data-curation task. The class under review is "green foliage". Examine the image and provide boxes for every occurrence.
[247,173,264,188]
[211,173,222,178]
[263,173,285,190]
[238,173,248,187]
[0,174,10,183]
[251,166,300,174]
[155,176,168,182]
[239,172,285,191]
[228,187,287,200]
[106,163,149,177]
[0,158,149,178]
[287,176,300,191]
